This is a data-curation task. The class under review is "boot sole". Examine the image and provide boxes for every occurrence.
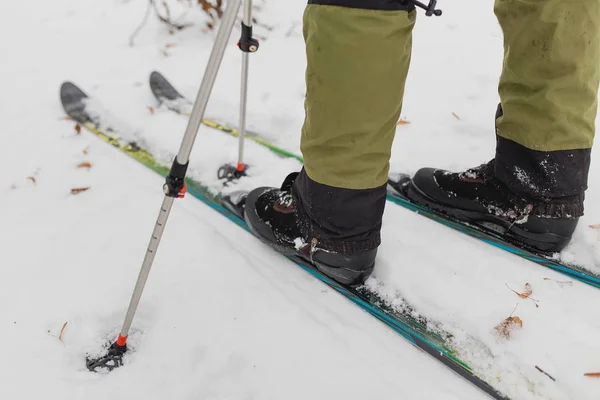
[243,209,374,287]
[406,182,571,253]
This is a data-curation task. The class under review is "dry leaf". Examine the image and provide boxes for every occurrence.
[74,124,82,134]
[590,224,600,229]
[27,176,37,184]
[494,316,523,339]
[452,112,461,120]
[506,283,539,307]
[71,187,90,195]
[82,146,89,155]
[584,372,600,377]
[77,162,92,169]
[165,43,177,48]
[148,106,155,115]
[59,321,68,342]
[506,283,532,299]
[160,50,170,57]
[61,116,73,121]
[397,119,410,126]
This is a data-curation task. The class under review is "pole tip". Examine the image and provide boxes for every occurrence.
[86,338,128,372]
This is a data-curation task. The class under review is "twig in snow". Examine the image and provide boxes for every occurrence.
[130,0,191,47]
[59,321,69,342]
[154,1,192,32]
[129,0,153,46]
[509,302,519,317]
[535,365,556,382]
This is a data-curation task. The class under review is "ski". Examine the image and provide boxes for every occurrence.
[60,81,510,400]
[149,71,303,162]
[150,71,600,290]
[386,178,600,289]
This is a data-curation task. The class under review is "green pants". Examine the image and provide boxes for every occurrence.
[301,0,600,192]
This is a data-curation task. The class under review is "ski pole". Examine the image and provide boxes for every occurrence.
[236,0,258,174]
[216,0,258,183]
[86,0,244,372]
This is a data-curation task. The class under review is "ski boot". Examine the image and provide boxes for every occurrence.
[405,160,582,252]
[243,172,376,287]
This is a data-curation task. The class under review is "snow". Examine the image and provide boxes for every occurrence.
[1,0,600,399]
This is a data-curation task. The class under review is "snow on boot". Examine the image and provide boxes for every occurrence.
[406,160,583,253]
[244,173,376,287]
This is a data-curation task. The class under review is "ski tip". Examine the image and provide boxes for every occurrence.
[149,70,163,83]
[59,81,90,123]
[149,70,184,102]
[60,81,88,104]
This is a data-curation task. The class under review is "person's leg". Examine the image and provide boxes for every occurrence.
[244,0,416,286]
[494,0,600,197]
[407,0,600,252]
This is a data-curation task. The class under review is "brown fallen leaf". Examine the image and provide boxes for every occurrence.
[148,106,155,115]
[61,116,73,121]
[74,124,82,134]
[59,321,68,342]
[397,119,410,126]
[77,162,92,169]
[506,283,539,307]
[506,283,532,299]
[83,146,89,155]
[160,49,170,57]
[164,42,177,48]
[452,112,461,120]
[71,187,90,195]
[584,372,600,377]
[590,224,600,229]
[27,176,37,184]
[495,316,523,339]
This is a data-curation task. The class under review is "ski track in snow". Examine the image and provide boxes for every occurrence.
[1,0,600,399]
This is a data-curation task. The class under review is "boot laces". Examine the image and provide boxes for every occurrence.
[277,191,294,208]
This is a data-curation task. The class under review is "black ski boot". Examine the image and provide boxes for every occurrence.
[406,160,583,253]
[244,173,377,287]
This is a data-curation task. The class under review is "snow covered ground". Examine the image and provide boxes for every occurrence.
[1,0,600,399]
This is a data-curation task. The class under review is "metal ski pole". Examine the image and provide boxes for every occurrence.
[217,0,258,183]
[236,0,257,174]
[86,0,244,372]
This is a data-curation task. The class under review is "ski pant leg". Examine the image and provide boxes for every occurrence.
[494,0,600,198]
[292,1,416,253]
